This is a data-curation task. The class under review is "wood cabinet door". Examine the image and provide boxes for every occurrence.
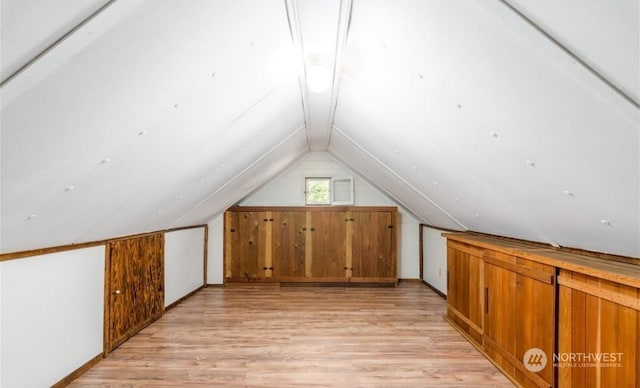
[484,251,555,388]
[558,270,639,388]
[446,241,484,344]
[226,211,274,281]
[351,211,394,280]
[272,211,306,279]
[310,211,347,279]
[106,233,164,353]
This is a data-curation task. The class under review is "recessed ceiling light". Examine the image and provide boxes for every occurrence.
[65,185,75,192]
[525,160,536,167]
[27,214,38,220]
[174,103,180,108]
[600,219,611,226]
[489,131,499,138]
[101,157,111,164]
[138,130,146,136]
[563,190,574,197]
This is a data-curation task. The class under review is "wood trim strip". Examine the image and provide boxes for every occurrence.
[419,224,424,281]
[0,224,207,262]
[51,352,103,387]
[224,212,232,280]
[483,255,554,285]
[265,211,273,279]
[558,275,640,311]
[102,243,112,356]
[482,334,552,388]
[228,205,398,212]
[164,286,204,312]
[305,212,312,277]
[447,241,484,257]
[447,306,483,336]
[203,224,209,286]
[345,210,353,278]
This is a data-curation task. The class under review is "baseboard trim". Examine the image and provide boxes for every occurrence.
[164,285,204,312]
[51,352,103,387]
[421,280,447,299]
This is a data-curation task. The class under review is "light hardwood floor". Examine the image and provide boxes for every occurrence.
[72,283,514,387]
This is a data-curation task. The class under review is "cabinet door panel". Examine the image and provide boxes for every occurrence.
[351,211,393,278]
[273,211,306,278]
[446,243,483,344]
[310,211,346,278]
[107,233,163,353]
[235,211,268,280]
[484,251,555,388]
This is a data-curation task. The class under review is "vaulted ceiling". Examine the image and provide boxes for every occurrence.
[1,0,638,257]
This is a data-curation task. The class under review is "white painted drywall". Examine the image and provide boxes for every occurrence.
[207,215,224,285]
[1,246,105,387]
[164,228,205,307]
[422,226,448,295]
[240,152,421,279]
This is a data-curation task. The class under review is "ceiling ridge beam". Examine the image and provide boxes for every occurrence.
[167,125,308,229]
[475,0,639,121]
[325,0,354,149]
[0,0,118,87]
[284,0,312,147]
[330,126,468,230]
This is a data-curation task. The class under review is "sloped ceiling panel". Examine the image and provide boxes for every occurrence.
[174,127,308,228]
[331,0,639,257]
[504,0,639,104]
[1,0,304,253]
[0,0,111,82]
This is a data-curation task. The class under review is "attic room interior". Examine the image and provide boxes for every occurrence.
[1,0,639,387]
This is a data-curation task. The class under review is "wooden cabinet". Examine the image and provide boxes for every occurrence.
[558,270,639,387]
[105,233,164,353]
[446,240,484,345]
[483,250,555,388]
[224,206,397,285]
[444,233,640,388]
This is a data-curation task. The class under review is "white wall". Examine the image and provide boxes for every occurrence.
[1,246,105,387]
[164,228,205,306]
[207,215,224,285]
[238,152,421,279]
[422,226,448,295]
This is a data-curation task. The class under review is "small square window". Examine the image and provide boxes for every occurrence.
[305,177,331,205]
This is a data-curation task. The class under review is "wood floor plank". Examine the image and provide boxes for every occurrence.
[71,283,513,387]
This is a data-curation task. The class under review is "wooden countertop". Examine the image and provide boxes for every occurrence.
[443,233,640,288]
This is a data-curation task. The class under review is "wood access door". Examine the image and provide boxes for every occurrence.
[226,211,272,281]
[310,211,347,279]
[351,210,395,281]
[272,211,306,280]
[105,233,164,353]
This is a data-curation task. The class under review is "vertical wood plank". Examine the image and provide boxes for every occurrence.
[558,275,572,387]
[305,211,312,277]
[265,211,273,279]
[345,210,352,278]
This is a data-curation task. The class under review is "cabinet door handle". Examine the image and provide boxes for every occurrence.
[113,289,121,295]
[484,287,489,314]
[446,271,449,291]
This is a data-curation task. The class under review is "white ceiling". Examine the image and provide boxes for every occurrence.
[1,0,638,257]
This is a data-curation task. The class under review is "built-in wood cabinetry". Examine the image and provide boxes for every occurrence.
[444,233,639,388]
[224,206,397,285]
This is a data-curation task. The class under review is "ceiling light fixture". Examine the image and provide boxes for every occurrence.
[307,64,331,93]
